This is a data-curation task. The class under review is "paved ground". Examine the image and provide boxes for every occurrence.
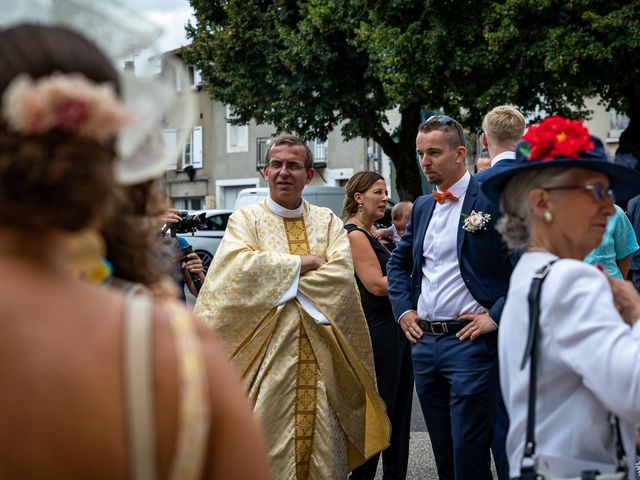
[374,389,497,479]
[373,388,439,478]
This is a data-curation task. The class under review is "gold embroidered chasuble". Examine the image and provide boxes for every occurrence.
[194,201,390,479]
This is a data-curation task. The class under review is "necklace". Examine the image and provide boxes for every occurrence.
[348,217,374,235]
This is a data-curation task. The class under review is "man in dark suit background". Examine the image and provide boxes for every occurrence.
[475,105,526,182]
[387,115,512,480]
[474,105,525,480]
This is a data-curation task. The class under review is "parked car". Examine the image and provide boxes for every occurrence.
[177,209,232,274]
[233,186,346,215]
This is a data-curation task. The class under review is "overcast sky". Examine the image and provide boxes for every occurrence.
[121,0,194,52]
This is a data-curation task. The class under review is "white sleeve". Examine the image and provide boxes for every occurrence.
[275,262,329,324]
[543,261,640,422]
[297,292,330,325]
[276,261,301,306]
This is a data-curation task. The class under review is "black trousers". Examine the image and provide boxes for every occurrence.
[350,313,414,480]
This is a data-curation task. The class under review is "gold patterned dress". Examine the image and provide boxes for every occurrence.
[194,200,390,480]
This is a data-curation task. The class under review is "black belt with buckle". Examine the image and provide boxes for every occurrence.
[418,319,469,336]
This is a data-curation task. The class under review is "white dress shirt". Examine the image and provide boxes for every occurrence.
[501,251,640,478]
[416,171,486,321]
[267,196,330,325]
[490,150,516,167]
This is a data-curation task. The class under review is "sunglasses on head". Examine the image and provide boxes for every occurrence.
[425,115,465,147]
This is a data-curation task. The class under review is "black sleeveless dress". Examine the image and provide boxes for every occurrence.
[344,223,414,480]
[344,224,394,319]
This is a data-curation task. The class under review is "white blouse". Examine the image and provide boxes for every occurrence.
[500,252,640,478]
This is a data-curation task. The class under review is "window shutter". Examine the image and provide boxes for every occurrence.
[162,129,178,169]
[192,126,203,168]
[192,67,203,87]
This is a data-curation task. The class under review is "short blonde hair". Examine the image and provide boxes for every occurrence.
[391,201,413,221]
[482,105,525,146]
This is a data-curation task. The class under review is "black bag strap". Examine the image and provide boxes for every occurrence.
[613,414,627,473]
[520,260,627,476]
[519,261,556,474]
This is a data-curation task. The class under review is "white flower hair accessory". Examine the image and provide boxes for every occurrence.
[0,0,197,186]
[2,73,129,143]
[462,210,492,233]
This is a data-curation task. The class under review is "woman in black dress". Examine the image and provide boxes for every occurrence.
[343,171,414,480]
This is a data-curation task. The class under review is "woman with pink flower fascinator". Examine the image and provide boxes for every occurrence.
[480,116,640,479]
[0,24,272,480]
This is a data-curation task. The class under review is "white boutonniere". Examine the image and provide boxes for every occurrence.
[462,210,491,232]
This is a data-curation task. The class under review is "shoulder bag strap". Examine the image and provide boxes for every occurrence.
[124,294,156,480]
[520,260,627,476]
[613,414,628,474]
[520,260,556,474]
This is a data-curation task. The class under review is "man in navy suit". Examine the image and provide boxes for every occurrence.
[474,105,525,480]
[475,105,526,182]
[387,115,512,480]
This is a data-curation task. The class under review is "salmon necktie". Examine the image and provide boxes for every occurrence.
[432,190,459,204]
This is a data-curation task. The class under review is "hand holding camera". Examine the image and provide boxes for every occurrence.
[159,208,207,296]
[160,208,206,238]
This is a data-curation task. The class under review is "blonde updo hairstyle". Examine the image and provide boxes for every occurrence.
[0,24,121,233]
[341,170,385,220]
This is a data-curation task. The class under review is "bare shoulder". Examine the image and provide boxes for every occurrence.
[346,228,371,246]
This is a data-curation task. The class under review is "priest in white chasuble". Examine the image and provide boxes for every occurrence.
[194,135,390,480]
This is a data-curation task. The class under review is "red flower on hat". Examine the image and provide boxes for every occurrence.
[522,116,594,162]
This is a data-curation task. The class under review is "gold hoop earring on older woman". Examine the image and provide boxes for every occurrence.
[543,210,553,223]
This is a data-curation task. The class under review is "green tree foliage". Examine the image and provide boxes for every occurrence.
[483,0,640,162]
[185,0,640,199]
[185,0,499,199]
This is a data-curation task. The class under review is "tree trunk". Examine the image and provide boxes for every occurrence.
[391,144,423,201]
[618,92,640,167]
[373,103,424,201]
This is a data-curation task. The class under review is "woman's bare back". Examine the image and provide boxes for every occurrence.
[0,259,273,479]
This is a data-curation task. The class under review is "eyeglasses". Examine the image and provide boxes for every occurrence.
[267,161,306,171]
[543,182,615,203]
[425,115,465,147]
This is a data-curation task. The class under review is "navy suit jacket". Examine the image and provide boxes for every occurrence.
[474,158,517,183]
[387,175,513,324]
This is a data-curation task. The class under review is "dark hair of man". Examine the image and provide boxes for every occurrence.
[418,116,465,150]
[265,134,314,169]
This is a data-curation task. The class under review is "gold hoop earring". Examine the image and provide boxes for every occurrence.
[357,203,364,212]
[543,210,553,223]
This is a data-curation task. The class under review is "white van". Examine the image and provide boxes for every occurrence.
[234,186,345,215]
[233,188,269,209]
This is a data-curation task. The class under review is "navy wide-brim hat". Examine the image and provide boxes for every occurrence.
[481,120,640,204]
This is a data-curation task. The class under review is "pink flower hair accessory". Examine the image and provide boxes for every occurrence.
[2,72,130,143]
